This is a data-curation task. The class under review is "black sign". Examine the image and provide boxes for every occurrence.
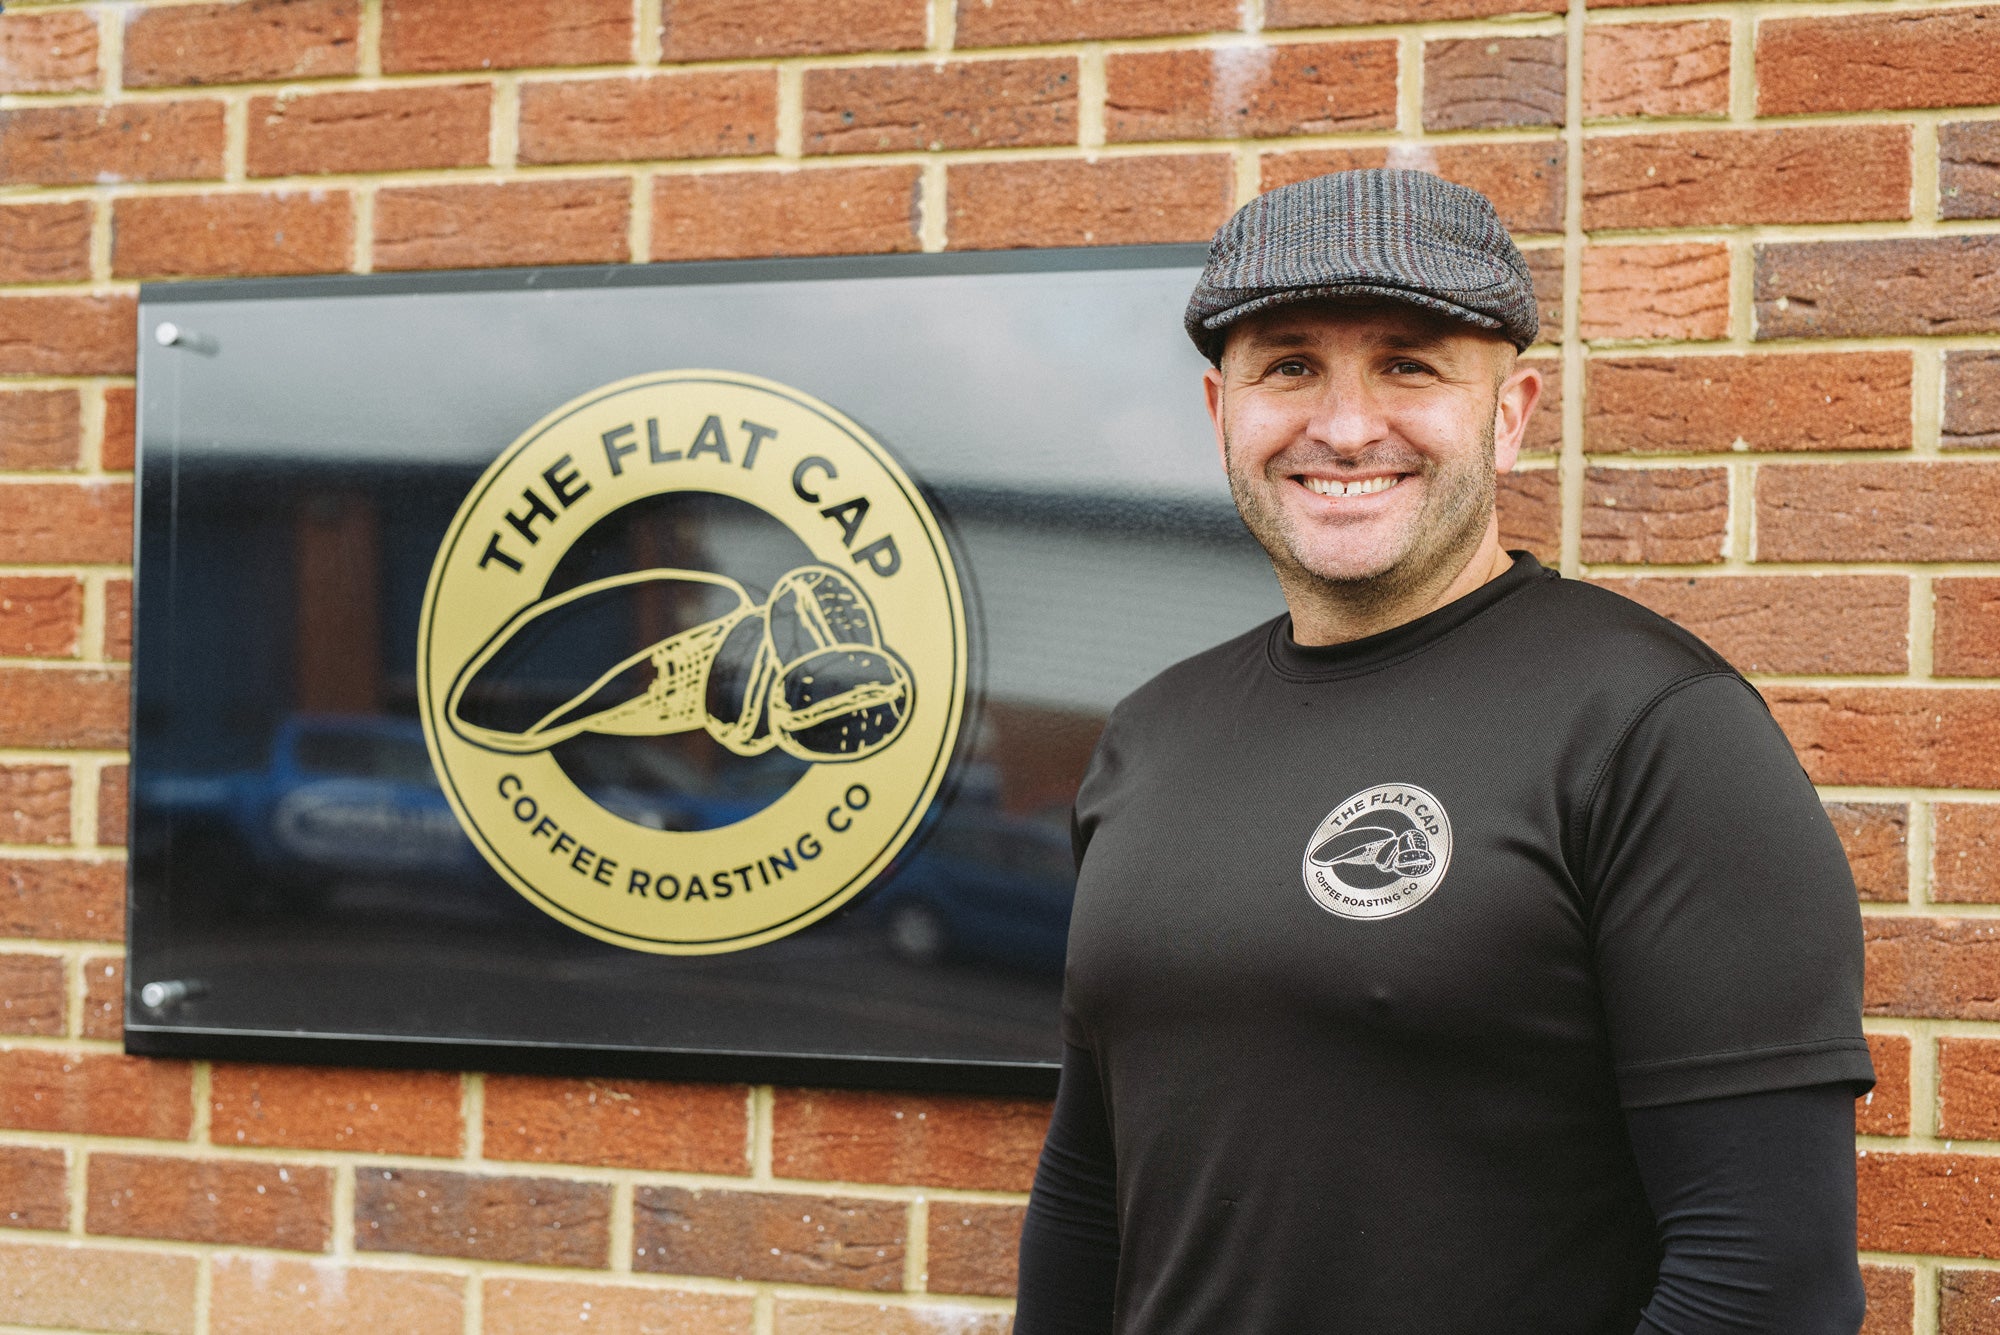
[129,247,1284,1093]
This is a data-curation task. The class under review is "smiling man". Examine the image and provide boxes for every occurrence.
[1014,171,1874,1334]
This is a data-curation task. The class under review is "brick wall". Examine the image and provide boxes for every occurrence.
[0,0,1996,1330]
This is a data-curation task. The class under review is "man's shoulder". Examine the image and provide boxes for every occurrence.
[1511,573,1736,678]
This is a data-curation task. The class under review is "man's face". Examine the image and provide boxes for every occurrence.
[1203,300,1538,601]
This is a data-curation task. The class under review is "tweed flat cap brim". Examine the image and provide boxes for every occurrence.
[1186,169,1540,363]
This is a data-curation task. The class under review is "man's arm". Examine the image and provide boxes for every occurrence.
[1015,1041,1120,1334]
[1629,1083,1865,1335]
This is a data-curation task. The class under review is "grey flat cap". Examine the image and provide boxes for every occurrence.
[1185,168,1539,363]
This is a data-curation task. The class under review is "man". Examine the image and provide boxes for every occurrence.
[1014,171,1873,1333]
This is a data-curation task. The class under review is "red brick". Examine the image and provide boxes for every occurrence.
[1585,352,1910,454]
[1941,1038,2000,1141]
[1942,121,2000,221]
[0,10,100,93]
[653,166,919,261]
[927,1201,1023,1296]
[483,1277,753,1335]
[1945,352,2000,449]
[102,387,136,472]
[212,1258,465,1335]
[1938,579,2000,679]
[248,84,491,177]
[522,71,776,164]
[0,954,64,1037]
[1757,462,2000,564]
[0,1051,191,1140]
[664,0,926,59]
[1277,0,1551,19]
[772,1300,1012,1335]
[1523,249,1563,337]
[1583,20,1729,120]
[1581,467,1728,565]
[97,765,127,848]
[382,0,630,73]
[948,154,1233,251]
[1863,1264,1915,1335]
[1106,42,1397,142]
[0,668,129,750]
[1262,142,1565,234]
[0,201,91,284]
[1858,1148,2000,1259]
[0,767,72,848]
[0,295,136,377]
[105,579,132,663]
[1869,920,2000,1026]
[773,1088,1048,1191]
[1424,36,1565,131]
[210,1064,462,1155]
[0,578,80,659]
[1584,127,1910,230]
[1589,575,1906,675]
[0,389,81,471]
[356,1166,610,1267]
[0,101,225,186]
[960,0,1236,45]
[113,190,352,280]
[375,178,627,271]
[1770,689,2000,790]
[1944,1267,2000,1333]
[124,0,357,88]
[1937,804,2000,905]
[0,858,123,940]
[1824,802,1910,903]
[1759,9,2000,116]
[1858,1033,1911,1137]
[1757,237,2000,341]
[88,1154,331,1251]
[1497,467,1560,565]
[82,953,122,1041]
[632,1185,903,1290]
[1580,244,1730,342]
[483,1075,749,1174]
[0,1240,196,1335]
[0,1146,66,1232]
[0,482,130,566]
[807,58,1076,154]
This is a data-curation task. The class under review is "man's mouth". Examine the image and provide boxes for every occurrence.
[1299,474,1401,498]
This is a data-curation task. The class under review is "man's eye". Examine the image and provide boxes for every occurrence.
[1390,360,1433,376]
[1274,361,1310,377]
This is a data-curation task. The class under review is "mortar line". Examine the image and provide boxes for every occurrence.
[353,187,375,275]
[462,1072,484,1161]
[1917,1259,1940,1335]
[752,1085,775,1181]
[492,75,520,170]
[358,0,383,78]
[1914,118,1941,227]
[775,65,805,160]
[193,1249,212,1335]
[638,0,663,66]
[1077,46,1106,152]
[755,1289,776,1335]
[1398,31,1422,137]
[1558,0,1585,579]
[920,159,948,251]
[929,0,956,53]
[905,1195,929,1292]
[628,172,651,264]
[609,1178,636,1273]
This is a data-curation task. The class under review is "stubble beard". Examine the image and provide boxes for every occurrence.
[1223,414,1499,621]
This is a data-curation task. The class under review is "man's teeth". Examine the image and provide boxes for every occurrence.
[1303,475,1398,497]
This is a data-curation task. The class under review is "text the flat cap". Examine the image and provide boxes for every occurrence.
[1185,169,1540,362]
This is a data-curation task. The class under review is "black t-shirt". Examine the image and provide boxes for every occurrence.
[1063,554,1873,1335]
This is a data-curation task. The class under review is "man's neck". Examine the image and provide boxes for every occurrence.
[1283,531,1515,647]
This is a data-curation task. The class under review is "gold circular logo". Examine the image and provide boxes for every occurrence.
[417,371,968,954]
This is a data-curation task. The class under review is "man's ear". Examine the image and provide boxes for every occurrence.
[1491,361,1542,475]
[1203,363,1227,469]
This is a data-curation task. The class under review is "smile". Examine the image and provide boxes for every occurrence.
[1300,475,1400,498]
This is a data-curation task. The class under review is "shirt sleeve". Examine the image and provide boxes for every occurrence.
[1014,1040,1120,1335]
[1628,1083,1866,1334]
[1579,672,1875,1108]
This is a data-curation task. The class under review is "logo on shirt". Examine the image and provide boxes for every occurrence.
[418,370,968,955]
[1303,783,1452,920]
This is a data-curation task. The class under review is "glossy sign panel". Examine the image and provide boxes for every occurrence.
[128,248,1287,1093]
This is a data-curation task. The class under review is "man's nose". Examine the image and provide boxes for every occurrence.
[1300,371,1390,456]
